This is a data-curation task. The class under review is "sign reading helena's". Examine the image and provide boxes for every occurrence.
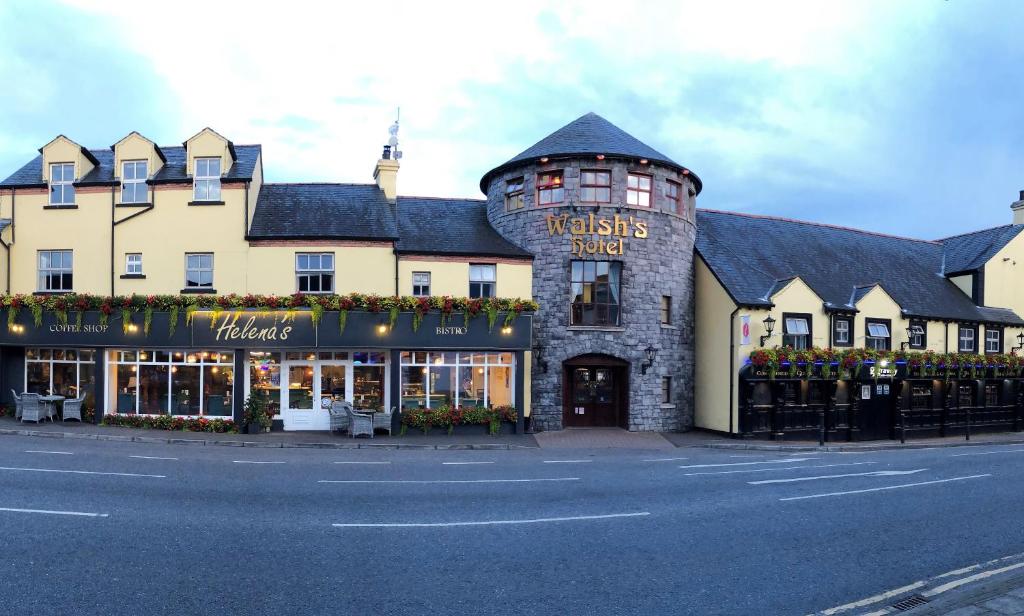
[545,213,648,257]
[191,312,316,348]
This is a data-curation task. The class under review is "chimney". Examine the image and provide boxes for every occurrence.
[374,144,400,201]
[1012,190,1024,225]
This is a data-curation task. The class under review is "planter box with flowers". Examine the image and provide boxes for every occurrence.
[400,405,518,436]
[101,413,237,433]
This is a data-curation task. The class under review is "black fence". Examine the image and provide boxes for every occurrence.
[740,376,1024,442]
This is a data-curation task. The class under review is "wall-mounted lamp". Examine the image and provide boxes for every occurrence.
[539,157,549,163]
[500,326,512,335]
[639,158,648,165]
[8,324,24,333]
[641,345,657,375]
[376,321,388,335]
[902,324,925,350]
[596,154,605,160]
[533,344,548,374]
[1013,332,1024,353]
[127,324,139,333]
[759,314,776,346]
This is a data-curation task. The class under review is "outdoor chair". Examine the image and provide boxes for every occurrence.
[20,394,46,424]
[11,390,22,420]
[348,407,373,438]
[61,395,86,423]
[373,406,396,436]
[329,400,352,433]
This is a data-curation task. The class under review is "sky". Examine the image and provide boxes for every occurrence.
[1,0,1022,239]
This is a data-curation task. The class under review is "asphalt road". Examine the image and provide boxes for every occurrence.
[1,435,1024,615]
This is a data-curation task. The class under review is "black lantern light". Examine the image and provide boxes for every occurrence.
[533,343,548,374]
[1014,332,1024,353]
[759,314,776,346]
[641,345,657,375]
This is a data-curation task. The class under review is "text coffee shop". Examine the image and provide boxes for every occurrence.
[1,307,531,432]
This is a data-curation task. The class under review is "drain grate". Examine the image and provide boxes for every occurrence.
[891,594,930,611]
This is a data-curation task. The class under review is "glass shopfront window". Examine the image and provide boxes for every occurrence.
[25,348,96,408]
[107,349,234,416]
[248,351,282,416]
[400,351,514,410]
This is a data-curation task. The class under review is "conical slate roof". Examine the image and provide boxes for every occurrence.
[479,112,701,194]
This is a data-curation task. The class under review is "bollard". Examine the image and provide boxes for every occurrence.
[818,408,825,447]
[900,409,906,445]
[966,407,971,441]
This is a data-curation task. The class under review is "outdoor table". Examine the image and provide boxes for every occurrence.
[39,395,65,420]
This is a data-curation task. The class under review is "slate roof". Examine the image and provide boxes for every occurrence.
[696,209,1024,326]
[395,197,532,258]
[250,183,399,240]
[938,224,1024,274]
[480,112,702,194]
[0,144,261,188]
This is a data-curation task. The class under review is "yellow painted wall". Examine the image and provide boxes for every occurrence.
[768,278,829,347]
[246,154,263,230]
[694,258,737,432]
[949,273,972,298]
[247,245,396,295]
[113,133,164,182]
[41,136,95,183]
[185,129,232,176]
[853,286,903,347]
[984,234,1024,316]
[397,259,533,298]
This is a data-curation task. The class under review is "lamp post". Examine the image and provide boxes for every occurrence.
[759,315,776,346]
[641,345,657,375]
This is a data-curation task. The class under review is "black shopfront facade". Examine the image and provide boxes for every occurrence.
[0,310,532,432]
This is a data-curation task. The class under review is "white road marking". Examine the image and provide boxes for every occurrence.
[643,457,689,462]
[780,474,991,501]
[25,450,72,455]
[332,512,650,528]
[953,447,1024,457]
[749,469,925,485]
[232,460,286,464]
[442,461,494,465]
[684,462,876,476]
[543,460,592,464]
[0,466,164,478]
[129,455,178,461]
[819,580,927,615]
[0,507,109,518]
[319,478,580,484]
[679,458,816,469]
[924,561,1024,596]
[333,461,391,465]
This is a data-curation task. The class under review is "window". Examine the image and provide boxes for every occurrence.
[959,325,976,353]
[833,317,851,346]
[570,260,622,326]
[661,376,672,404]
[782,315,810,350]
[49,163,75,205]
[909,320,926,350]
[660,296,672,325]
[185,253,213,289]
[626,173,652,207]
[985,328,1002,354]
[37,250,73,291]
[667,180,682,214]
[469,264,496,298]
[295,253,334,293]
[505,178,524,211]
[107,349,233,416]
[121,160,148,203]
[125,253,143,275]
[25,348,96,410]
[193,157,221,201]
[985,384,999,407]
[958,384,974,408]
[580,170,611,203]
[911,386,931,410]
[866,320,891,351]
[537,171,564,205]
[400,351,514,410]
[412,272,431,297]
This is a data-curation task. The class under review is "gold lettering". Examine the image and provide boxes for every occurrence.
[597,218,612,236]
[587,212,596,234]
[571,237,584,257]
[545,214,569,236]
[570,217,586,234]
[634,221,648,239]
[613,214,628,236]
[281,326,291,340]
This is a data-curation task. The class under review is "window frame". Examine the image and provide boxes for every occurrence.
[125,253,143,275]
[666,179,683,214]
[626,172,653,207]
[193,157,222,202]
[184,252,214,289]
[468,263,497,299]
[660,295,672,325]
[504,177,524,211]
[295,252,335,294]
[579,170,611,203]
[120,160,149,204]
[781,312,812,350]
[985,326,1003,354]
[832,316,853,347]
[865,318,892,351]
[661,376,672,404]
[908,319,927,350]
[958,324,978,353]
[570,260,623,327]
[37,249,73,292]
[412,271,431,297]
[536,170,564,206]
[48,163,75,206]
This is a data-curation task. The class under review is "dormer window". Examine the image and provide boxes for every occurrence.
[193,157,221,201]
[505,178,524,211]
[121,160,148,204]
[49,163,75,205]
[537,171,564,205]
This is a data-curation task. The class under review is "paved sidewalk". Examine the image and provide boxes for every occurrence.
[0,416,538,450]
[907,571,1024,615]
[533,427,674,449]
[660,428,1024,452]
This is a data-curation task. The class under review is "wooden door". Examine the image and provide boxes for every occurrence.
[566,367,619,427]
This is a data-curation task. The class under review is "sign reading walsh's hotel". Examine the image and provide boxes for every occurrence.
[545,213,649,257]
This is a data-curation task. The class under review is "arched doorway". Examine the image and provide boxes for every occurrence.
[563,354,629,428]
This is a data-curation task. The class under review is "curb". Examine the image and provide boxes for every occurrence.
[0,427,529,450]
[703,436,1024,453]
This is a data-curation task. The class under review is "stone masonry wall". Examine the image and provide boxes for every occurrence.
[485,158,697,431]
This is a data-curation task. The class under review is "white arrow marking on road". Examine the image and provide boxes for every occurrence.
[749,469,925,485]
[0,466,164,478]
[683,462,876,476]
[679,458,817,469]
[0,507,109,518]
[332,512,650,528]
[780,474,990,501]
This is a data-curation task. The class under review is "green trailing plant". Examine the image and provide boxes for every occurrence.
[242,396,272,432]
